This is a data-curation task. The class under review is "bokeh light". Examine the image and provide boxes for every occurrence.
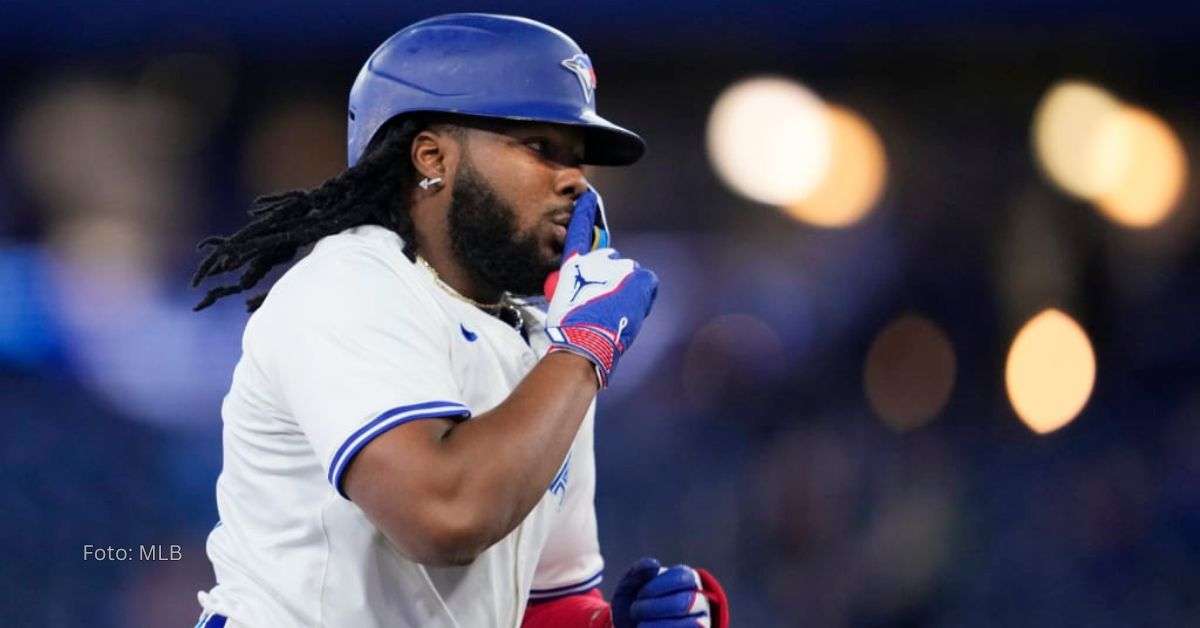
[864,315,956,431]
[1005,309,1096,434]
[1032,80,1189,229]
[706,76,832,206]
[787,105,888,228]
[1093,107,1188,228]
[1032,80,1127,200]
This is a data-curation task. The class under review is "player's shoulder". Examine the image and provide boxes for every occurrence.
[254,224,435,324]
[305,223,414,279]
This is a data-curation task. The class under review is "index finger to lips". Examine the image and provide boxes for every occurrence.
[563,188,599,259]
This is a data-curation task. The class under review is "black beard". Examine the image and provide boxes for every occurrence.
[447,163,559,297]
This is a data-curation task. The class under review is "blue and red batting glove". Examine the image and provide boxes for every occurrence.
[612,558,730,628]
[544,188,658,388]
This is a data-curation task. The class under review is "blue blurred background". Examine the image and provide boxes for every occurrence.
[3,2,1199,626]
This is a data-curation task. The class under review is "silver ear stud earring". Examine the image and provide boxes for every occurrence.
[418,177,443,190]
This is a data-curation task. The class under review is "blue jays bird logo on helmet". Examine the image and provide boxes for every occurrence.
[561,53,597,103]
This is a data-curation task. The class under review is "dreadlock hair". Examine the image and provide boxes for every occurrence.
[191,116,433,312]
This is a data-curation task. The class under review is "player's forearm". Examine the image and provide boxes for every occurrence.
[355,351,598,566]
[435,351,598,550]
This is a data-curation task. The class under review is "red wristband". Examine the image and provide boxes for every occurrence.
[522,588,612,628]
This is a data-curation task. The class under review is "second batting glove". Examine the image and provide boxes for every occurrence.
[611,558,731,628]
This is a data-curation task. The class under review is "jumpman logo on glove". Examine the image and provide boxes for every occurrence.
[571,266,607,302]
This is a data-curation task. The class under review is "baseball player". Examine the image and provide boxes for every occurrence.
[190,14,729,627]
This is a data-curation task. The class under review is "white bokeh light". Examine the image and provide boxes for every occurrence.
[706,76,832,206]
[1032,80,1128,201]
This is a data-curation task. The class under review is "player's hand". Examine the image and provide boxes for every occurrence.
[544,188,658,388]
[611,557,730,628]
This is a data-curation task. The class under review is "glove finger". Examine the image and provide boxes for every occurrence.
[612,558,663,628]
[630,269,658,316]
[594,225,610,249]
[636,617,711,628]
[590,183,611,245]
[564,188,600,259]
[637,565,702,599]
[641,269,659,300]
[631,590,708,621]
[543,270,561,301]
[607,256,636,277]
[612,557,662,602]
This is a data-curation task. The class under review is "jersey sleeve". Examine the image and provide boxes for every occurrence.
[253,242,469,499]
[528,406,605,602]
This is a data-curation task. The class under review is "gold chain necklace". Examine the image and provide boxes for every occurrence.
[415,256,525,331]
[415,255,506,310]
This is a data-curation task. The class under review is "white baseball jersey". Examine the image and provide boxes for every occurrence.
[197,224,603,627]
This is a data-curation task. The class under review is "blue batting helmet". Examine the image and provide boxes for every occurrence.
[347,13,645,168]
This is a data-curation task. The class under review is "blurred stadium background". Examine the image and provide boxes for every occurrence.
[3,2,1198,626]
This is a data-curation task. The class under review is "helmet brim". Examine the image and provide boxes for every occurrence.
[579,115,646,166]
[419,106,646,166]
